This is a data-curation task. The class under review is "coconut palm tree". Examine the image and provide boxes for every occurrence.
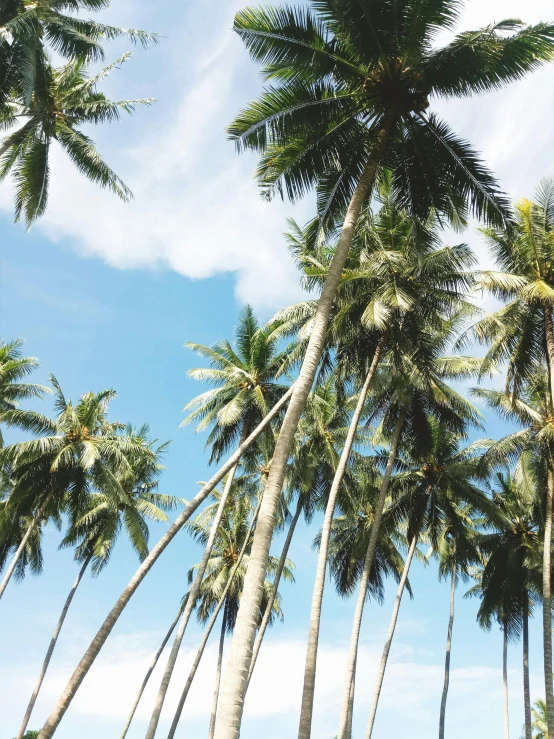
[217,5,551,726]
[532,700,548,738]
[16,426,176,739]
[0,54,153,226]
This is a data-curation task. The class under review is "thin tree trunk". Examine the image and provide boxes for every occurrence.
[167,491,265,739]
[146,457,243,739]
[214,126,392,739]
[36,386,294,739]
[365,534,418,739]
[0,493,52,603]
[17,552,92,739]
[344,656,356,739]
[298,342,384,738]
[336,412,405,739]
[543,307,554,737]
[503,622,510,739]
[209,604,228,739]
[438,557,457,739]
[119,607,182,739]
[522,594,532,739]
[247,494,304,687]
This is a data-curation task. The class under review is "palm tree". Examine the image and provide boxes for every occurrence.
[17,426,177,739]
[0,54,153,226]
[217,2,551,728]
[532,700,549,738]
[0,338,50,446]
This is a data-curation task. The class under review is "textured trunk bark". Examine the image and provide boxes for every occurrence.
[543,466,554,738]
[438,557,457,739]
[146,455,243,739]
[36,387,294,739]
[522,595,531,739]
[364,534,418,739]
[247,495,304,687]
[336,412,405,739]
[344,657,356,739]
[0,493,52,603]
[215,122,392,739]
[503,622,510,739]
[298,342,384,739]
[119,606,182,739]
[167,492,264,738]
[209,604,228,739]
[17,553,92,739]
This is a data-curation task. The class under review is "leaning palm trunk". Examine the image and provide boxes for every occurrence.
[37,386,294,739]
[17,552,92,739]
[214,126,392,739]
[167,492,264,739]
[298,343,384,738]
[336,413,405,739]
[247,494,304,686]
[543,306,554,737]
[0,493,52,602]
[503,622,510,739]
[344,655,356,739]
[146,459,242,739]
[209,604,228,739]
[522,594,531,739]
[119,606,182,739]
[365,534,418,739]
[438,557,457,739]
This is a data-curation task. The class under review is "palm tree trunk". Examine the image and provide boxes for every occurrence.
[119,606,182,739]
[522,593,532,739]
[213,123,393,739]
[146,457,242,739]
[543,466,554,738]
[365,534,418,739]
[344,656,356,739]
[36,386,294,739]
[167,491,264,739]
[209,603,228,739]
[247,494,304,687]
[438,557,457,739]
[336,412,405,739]
[503,621,510,739]
[298,342,384,739]
[17,552,92,739]
[0,493,52,603]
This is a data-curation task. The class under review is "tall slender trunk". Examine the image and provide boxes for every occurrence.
[344,657,356,739]
[17,553,92,739]
[438,557,457,739]
[119,607,182,739]
[214,123,392,739]
[298,342,384,739]
[146,457,243,739]
[522,593,532,739]
[167,492,264,738]
[247,494,304,687]
[37,387,293,739]
[336,412,405,739]
[209,604,228,739]
[0,493,52,602]
[543,307,554,737]
[365,534,418,739]
[503,622,510,739]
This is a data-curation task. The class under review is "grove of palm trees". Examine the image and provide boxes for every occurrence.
[2,1,554,738]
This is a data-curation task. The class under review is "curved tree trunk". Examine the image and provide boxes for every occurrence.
[17,553,92,739]
[336,412,405,739]
[503,622,510,739]
[543,307,554,737]
[247,495,304,687]
[0,493,52,603]
[209,603,228,739]
[36,386,294,739]
[214,124,392,739]
[344,657,356,739]
[146,459,242,739]
[365,534,418,739]
[298,343,384,739]
[438,557,457,739]
[522,593,531,739]
[167,492,264,739]
[119,606,182,739]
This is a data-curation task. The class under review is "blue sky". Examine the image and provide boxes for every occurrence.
[1,1,554,738]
